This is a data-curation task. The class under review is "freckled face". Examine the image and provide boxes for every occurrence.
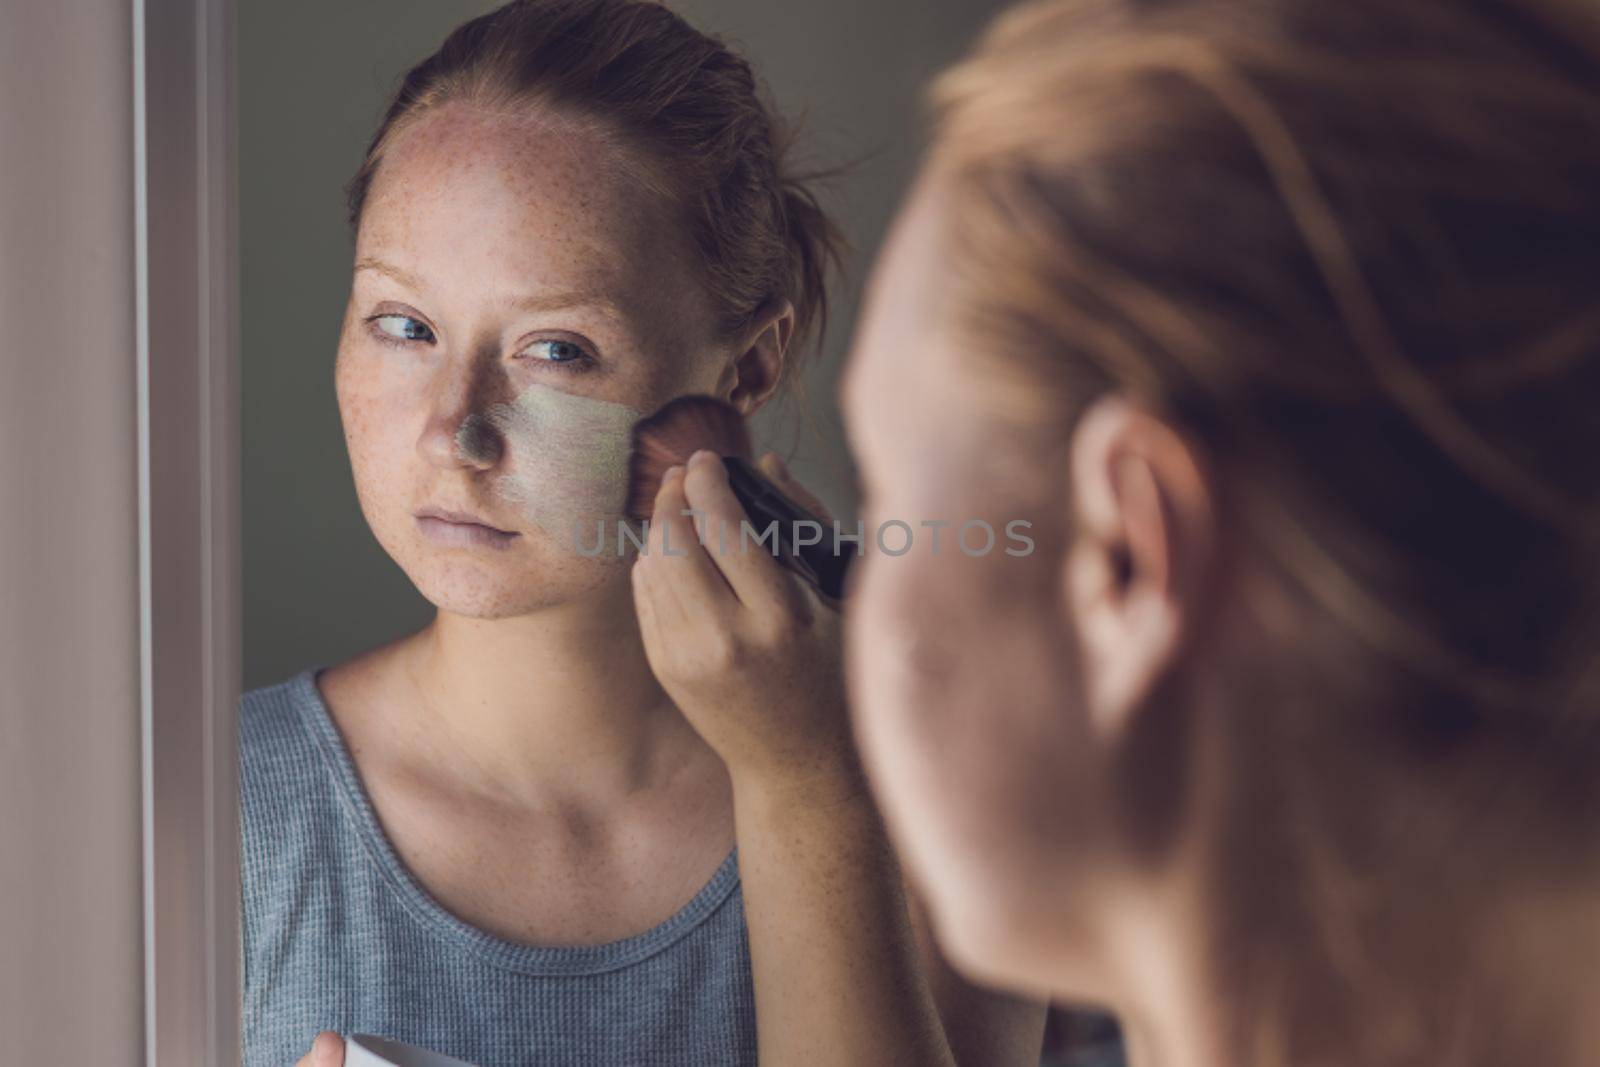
[841,176,1099,989]
[336,103,725,618]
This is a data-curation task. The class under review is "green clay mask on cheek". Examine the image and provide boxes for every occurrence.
[456,383,641,546]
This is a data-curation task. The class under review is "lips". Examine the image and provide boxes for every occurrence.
[416,506,512,531]
[414,506,520,550]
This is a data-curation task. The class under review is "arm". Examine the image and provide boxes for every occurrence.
[733,761,951,1067]
[735,773,1047,1067]
[632,449,1044,1067]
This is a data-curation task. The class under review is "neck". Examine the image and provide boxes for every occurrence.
[392,576,714,806]
[1096,847,1600,1067]
[1093,868,1234,1067]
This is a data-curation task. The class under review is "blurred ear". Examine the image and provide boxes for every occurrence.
[718,299,794,416]
[1064,395,1217,743]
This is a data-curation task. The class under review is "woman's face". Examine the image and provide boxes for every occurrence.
[841,176,1105,992]
[336,103,725,618]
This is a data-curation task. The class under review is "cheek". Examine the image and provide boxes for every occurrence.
[481,383,641,537]
[851,546,1073,812]
[847,535,1092,959]
[336,356,418,506]
[331,359,638,619]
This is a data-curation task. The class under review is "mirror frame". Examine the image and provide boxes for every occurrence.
[138,0,241,1061]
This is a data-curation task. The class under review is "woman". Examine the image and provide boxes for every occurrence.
[842,0,1600,1065]
[242,2,1045,1065]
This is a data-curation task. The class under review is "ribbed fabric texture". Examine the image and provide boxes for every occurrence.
[239,671,757,1067]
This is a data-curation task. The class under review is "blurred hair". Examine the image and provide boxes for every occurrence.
[929,0,1600,1060]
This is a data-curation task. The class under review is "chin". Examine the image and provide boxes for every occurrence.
[907,819,1091,1000]
[924,865,1065,993]
[416,572,552,618]
[390,533,628,619]
[932,903,1037,991]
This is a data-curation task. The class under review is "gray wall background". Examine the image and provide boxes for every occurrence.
[241,0,1007,689]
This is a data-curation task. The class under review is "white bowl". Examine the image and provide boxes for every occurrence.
[342,1034,480,1067]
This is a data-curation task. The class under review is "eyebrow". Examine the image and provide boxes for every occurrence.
[509,290,621,316]
[353,257,426,291]
[353,257,622,316]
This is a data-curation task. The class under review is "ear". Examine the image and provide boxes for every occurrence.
[1065,395,1217,742]
[716,300,795,417]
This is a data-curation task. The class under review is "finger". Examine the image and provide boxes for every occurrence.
[297,1031,343,1067]
[636,478,699,642]
[756,452,834,523]
[631,556,658,638]
[317,1032,345,1067]
[683,449,808,614]
[631,552,687,664]
[644,461,737,613]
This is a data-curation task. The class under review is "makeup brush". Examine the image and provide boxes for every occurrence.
[627,394,853,600]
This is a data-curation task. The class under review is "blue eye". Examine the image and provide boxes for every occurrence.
[523,339,587,364]
[372,314,434,343]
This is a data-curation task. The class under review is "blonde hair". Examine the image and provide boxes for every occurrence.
[347,0,844,378]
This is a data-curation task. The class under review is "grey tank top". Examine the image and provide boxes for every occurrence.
[239,671,757,1067]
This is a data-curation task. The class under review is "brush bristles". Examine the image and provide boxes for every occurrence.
[626,394,753,522]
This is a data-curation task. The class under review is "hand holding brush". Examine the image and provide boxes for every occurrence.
[626,396,964,1067]
[626,394,853,601]
[626,393,859,789]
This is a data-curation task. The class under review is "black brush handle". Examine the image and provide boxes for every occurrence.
[722,456,854,600]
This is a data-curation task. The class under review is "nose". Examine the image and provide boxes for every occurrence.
[417,345,504,471]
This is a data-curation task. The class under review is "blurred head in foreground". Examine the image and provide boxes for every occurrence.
[842,1,1600,1063]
